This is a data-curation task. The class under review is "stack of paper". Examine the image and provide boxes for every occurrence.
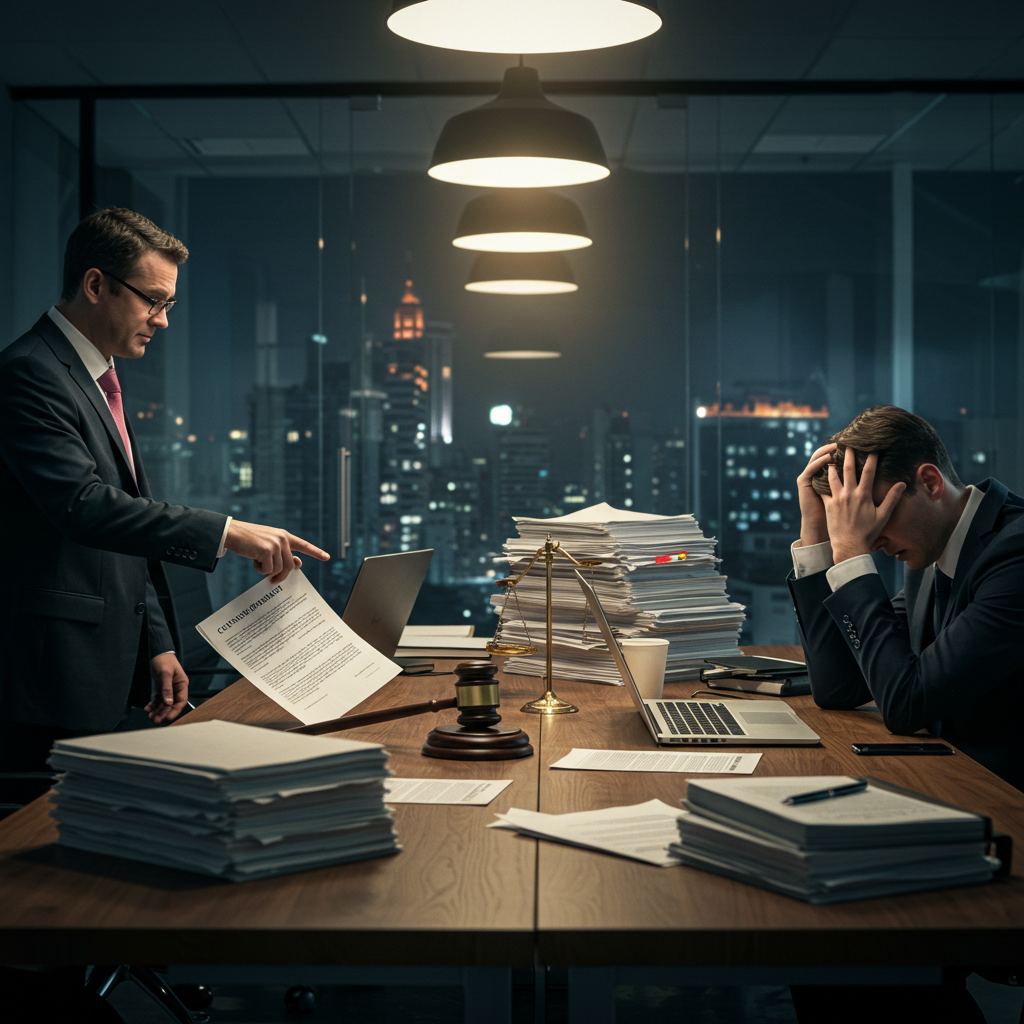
[671,776,1002,903]
[491,502,745,683]
[47,720,399,881]
[488,799,683,867]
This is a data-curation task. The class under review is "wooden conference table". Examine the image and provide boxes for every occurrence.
[0,647,1022,997]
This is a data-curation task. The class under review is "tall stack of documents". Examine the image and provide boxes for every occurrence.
[48,720,399,881]
[492,502,745,683]
[671,776,1005,903]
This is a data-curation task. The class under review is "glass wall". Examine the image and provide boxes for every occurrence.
[10,89,1024,643]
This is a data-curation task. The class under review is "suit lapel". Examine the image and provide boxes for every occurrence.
[33,315,140,496]
[123,413,151,498]
[908,564,934,653]
[944,478,1006,628]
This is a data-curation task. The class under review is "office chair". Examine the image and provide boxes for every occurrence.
[87,965,210,1023]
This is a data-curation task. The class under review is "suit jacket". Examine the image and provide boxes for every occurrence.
[788,478,1024,791]
[0,314,228,731]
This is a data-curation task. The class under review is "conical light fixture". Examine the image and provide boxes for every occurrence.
[454,190,591,252]
[466,252,577,295]
[429,66,609,188]
[387,0,661,53]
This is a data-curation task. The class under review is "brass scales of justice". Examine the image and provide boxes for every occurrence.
[487,534,602,715]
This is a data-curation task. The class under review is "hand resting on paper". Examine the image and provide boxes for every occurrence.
[225,521,330,583]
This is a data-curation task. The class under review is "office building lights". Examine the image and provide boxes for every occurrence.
[386,0,660,54]
[453,190,591,252]
[696,399,830,419]
[466,252,576,294]
[429,66,608,189]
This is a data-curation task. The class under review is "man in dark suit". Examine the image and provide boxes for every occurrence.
[0,208,329,802]
[786,404,1008,1022]
[787,404,1024,790]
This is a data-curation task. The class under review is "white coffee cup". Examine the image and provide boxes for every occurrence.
[620,638,669,700]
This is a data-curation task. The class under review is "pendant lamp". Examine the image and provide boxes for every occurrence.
[387,0,661,54]
[454,190,591,252]
[466,252,577,295]
[429,66,609,188]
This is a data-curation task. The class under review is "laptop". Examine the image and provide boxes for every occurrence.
[573,570,820,747]
[342,549,433,658]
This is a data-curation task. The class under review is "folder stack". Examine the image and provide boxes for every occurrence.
[671,776,1005,903]
[492,502,745,683]
[47,720,399,881]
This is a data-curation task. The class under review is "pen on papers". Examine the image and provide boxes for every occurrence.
[782,780,868,806]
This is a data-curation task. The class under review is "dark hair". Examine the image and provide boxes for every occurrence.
[811,405,962,497]
[61,207,188,301]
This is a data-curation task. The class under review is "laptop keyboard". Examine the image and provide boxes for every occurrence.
[655,701,746,737]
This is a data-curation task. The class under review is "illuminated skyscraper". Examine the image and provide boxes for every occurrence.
[693,397,830,643]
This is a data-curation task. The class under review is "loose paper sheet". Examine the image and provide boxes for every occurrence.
[384,778,513,806]
[550,748,762,774]
[488,799,684,867]
[196,571,400,725]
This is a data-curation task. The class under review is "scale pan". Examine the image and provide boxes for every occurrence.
[487,641,539,657]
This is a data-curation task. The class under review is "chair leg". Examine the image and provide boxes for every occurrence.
[125,966,208,1024]
[88,964,207,1023]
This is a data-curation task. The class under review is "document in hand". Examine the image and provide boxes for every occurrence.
[47,720,399,881]
[196,571,401,725]
[673,776,1006,903]
[488,799,683,867]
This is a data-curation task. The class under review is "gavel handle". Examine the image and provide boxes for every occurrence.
[286,697,459,735]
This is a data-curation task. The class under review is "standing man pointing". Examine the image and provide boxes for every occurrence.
[0,208,329,802]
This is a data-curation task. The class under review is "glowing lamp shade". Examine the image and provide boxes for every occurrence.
[429,66,609,189]
[387,0,661,54]
[466,252,577,295]
[485,350,562,359]
[454,190,591,252]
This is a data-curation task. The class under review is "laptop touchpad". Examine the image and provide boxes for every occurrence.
[738,712,795,726]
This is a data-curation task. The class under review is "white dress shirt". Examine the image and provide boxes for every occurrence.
[46,306,231,559]
[791,483,984,590]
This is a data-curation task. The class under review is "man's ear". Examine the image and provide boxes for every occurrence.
[917,463,945,499]
[80,268,104,306]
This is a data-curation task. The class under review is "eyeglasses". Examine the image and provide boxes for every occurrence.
[100,271,177,316]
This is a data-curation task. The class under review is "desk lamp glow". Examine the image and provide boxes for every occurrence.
[466,252,577,295]
[429,66,609,189]
[387,0,661,53]
[454,190,592,252]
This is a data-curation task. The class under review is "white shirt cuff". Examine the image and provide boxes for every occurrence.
[791,539,834,578]
[217,516,232,559]
[825,553,878,592]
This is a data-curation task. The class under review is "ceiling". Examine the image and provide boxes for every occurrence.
[7,0,1024,176]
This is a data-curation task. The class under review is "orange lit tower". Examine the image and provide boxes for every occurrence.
[394,279,424,340]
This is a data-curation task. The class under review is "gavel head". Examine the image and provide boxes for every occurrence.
[452,660,501,731]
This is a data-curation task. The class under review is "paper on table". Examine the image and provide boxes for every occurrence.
[488,799,684,867]
[384,778,513,805]
[400,625,476,640]
[550,749,762,774]
[196,571,401,725]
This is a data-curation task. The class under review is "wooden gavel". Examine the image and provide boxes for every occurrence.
[286,661,534,760]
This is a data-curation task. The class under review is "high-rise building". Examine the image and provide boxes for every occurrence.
[494,413,551,532]
[693,397,830,644]
[379,281,434,554]
[604,411,636,509]
[650,432,689,515]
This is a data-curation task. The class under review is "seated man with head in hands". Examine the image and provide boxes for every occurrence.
[788,404,1024,791]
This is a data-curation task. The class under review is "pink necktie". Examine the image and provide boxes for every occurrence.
[97,367,136,480]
